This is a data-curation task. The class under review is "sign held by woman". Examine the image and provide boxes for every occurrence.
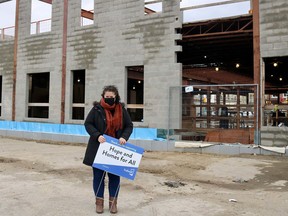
[93,134,144,180]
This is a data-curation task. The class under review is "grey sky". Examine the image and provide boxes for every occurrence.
[0,0,250,29]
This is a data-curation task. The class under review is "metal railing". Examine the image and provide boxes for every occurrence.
[1,13,95,40]
[0,26,15,41]
[30,18,51,35]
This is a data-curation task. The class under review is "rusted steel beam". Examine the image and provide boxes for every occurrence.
[81,9,94,20]
[145,7,156,14]
[183,16,252,28]
[239,20,253,30]
[39,0,52,4]
[61,0,68,124]
[12,0,19,121]
[252,0,261,130]
[182,30,253,40]
[182,17,253,36]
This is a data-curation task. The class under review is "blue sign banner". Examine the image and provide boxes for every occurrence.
[92,135,144,180]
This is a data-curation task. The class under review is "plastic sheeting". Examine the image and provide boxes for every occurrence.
[175,141,216,148]
[258,146,286,154]
[0,120,159,140]
[131,127,157,140]
[0,121,87,135]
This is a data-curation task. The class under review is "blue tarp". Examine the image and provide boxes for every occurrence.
[0,121,159,140]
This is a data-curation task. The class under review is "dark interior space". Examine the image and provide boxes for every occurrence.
[179,15,254,84]
[264,56,288,94]
[179,15,288,96]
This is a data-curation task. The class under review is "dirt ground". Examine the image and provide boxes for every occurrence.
[1,137,288,216]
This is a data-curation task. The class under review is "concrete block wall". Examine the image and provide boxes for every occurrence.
[15,0,63,122]
[260,126,288,147]
[2,0,288,133]
[260,0,288,57]
[139,0,182,129]
[1,0,182,129]
[65,0,183,129]
[0,40,14,120]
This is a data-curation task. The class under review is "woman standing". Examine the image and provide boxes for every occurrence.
[83,85,133,214]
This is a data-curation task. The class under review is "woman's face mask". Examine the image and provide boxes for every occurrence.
[104,91,116,105]
[104,97,115,106]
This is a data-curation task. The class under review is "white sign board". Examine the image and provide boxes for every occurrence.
[93,135,144,180]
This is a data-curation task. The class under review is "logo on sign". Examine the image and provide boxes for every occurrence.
[185,86,193,93]
[124,168,135,176]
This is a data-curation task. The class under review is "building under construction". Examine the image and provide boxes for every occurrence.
[0,0,287,146]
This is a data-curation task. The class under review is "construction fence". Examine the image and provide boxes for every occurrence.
[168,84,260,144]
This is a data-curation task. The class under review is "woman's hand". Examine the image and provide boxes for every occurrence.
[119,137,127,145]
[98,135,106,143]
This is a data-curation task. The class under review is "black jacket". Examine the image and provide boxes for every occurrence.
[83,102,133,166]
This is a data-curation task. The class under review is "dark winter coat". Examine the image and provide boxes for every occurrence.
[83,102,133,166]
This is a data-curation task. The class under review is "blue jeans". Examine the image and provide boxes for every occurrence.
[92,167,120,198]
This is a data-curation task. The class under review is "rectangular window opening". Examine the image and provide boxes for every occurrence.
[127,66,144,122]
[145,0,162,15]
[30,0,52,35]
[81,0,94,26]
[28,72,50,118]
[72,70,85,120]
[0,0,16,40]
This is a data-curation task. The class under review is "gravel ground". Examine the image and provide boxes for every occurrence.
[1,137,288,216]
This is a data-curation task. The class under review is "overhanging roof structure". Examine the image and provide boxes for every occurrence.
[179,15,254,84]
[180,14,288,94]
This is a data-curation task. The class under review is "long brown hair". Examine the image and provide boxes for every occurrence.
[101,85,121,103]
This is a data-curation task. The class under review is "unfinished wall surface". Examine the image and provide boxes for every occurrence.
[0,40,14,120]
[1,0,182,129]
[65,0,182,128]
[15,0,63,122]
[260,0,288,57]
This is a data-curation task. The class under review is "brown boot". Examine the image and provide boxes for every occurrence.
[95,197,104,214]
[109,197,118,214]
